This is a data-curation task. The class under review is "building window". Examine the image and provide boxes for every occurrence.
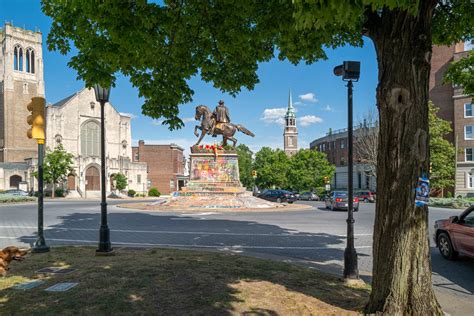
[469,171,474,188]
[340,140,345,149]
[467,148,474,161]
[137,175,141,184]
[465,103,473,117]
[25,48,35,73]
[81,121,100,157]
[13,45,24,71]
[465,125,474,140]
[55,134,63,145]
[340,157,345,166]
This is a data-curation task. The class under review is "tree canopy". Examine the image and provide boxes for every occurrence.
[287,149,335,192]
[236,144,254,189]
[42,144,75,198]
[41,1,473,129]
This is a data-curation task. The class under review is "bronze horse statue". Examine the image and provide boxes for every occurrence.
[193,105,255,147]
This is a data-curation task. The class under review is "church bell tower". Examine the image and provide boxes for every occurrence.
[0,23,45,162]
[283,90,298,156]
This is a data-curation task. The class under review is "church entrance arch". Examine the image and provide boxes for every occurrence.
[85,166,100,191]
[9,175,22,189]
[67,174,76,191]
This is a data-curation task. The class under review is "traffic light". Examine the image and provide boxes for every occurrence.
[252,170,257,178]
[26,97,46,141]
[324,176,330,184]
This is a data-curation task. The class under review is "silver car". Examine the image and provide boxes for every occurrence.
[325,191,359,211]
[299,192,318,201]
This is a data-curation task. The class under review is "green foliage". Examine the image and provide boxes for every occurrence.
[148,187,161,197]
[253,148,334,191]
[446,191,453,198]
[444,50,474,100]
[287,149,335,192]
[236,144,254,189]
[253,147,290,189]
[429,197,473,209]
[35,144,75,198]
[0,194,35,203]
[41,1,473,128]
[54,188,64,198]
[113,173,128,191]
[128,189,136,197]
[429,102,455,191]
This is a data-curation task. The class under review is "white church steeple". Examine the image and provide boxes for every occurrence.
[283,89,298,156]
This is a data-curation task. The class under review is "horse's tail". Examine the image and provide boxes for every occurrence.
[236,124,255,137]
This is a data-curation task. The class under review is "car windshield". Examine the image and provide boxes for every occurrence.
[334,192,348,197]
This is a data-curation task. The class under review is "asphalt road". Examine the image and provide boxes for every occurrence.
[0,199,472,314]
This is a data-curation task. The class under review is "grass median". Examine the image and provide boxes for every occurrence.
[0,246,369,314]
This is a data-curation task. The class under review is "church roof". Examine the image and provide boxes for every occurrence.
[285,90,296,118]
[52,92,77,108]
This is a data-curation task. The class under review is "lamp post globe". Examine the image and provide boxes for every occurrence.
[93,84,113,255]
[334,61,360,280]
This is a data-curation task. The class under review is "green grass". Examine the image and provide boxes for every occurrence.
[0,194,35,203]
[0,247,369,315]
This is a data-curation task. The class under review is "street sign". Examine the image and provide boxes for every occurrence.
[325,184,331,191]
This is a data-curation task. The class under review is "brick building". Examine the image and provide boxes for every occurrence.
[430,41,473,196]
[132,141,186,195]
[310,123,377,191]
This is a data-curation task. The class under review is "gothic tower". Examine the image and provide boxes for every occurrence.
[283,90,298,156]
[0,23,45,162]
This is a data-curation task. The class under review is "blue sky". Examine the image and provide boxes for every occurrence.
[1,1,378,156]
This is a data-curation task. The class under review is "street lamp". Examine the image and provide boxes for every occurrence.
[93,84,113,254]
[333,61,360,280]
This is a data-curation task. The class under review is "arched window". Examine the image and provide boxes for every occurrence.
[25,48,35,73]
[18,47,23,71]
[14,46,18,70]
[9,175,22,189]
[81,121,100,157]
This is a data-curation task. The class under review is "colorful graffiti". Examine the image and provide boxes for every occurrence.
[190,156,239,182]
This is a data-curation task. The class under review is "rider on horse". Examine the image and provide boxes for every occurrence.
[210,100,230,137]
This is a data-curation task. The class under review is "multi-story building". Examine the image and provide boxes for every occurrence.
[310,123,377,191]
[283,90,298,156]
[132,141,186,195]
[430,41,473,196]
[0,23,148,195]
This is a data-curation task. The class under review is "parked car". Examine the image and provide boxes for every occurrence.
[355,191,376,203]
[324,191,359,211]
[299,192,319,201]
[4,189,29,197]
[434,206,474,260]
[258,189,297,204]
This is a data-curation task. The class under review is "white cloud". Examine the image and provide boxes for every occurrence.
[151,120,163,126]
[261,107,287,125]
[298,93,318,103]
[299,115,323,127]
[120,112,138,119]
[182,117,195,123]
[294,101,303,106]
[324,104,333,112]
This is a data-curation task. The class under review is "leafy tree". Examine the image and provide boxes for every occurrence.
[236,144,254,189]
[253,147,289,189]
[42,144,74,198]
[113,173,128,191]
[287,149,335,192]
[41,0,474,313]
[444,50,473,99]
[429,102,455,195]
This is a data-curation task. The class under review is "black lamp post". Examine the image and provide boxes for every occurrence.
[333,61,360,279]
[93,84,113,254]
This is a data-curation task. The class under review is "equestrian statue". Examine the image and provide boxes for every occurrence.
[194,100,255,147]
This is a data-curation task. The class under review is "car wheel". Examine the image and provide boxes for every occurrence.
[364,198,369,203]
[437,233,458,260]
[354,207,359,212]
[277,198,282,203]
[288,201,293,204]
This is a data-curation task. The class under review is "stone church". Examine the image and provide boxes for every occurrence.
[0,23,147,196]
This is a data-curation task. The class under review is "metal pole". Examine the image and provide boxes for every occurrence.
[97,100,112,253]
[32,141,49,253]
[344,80,359,279]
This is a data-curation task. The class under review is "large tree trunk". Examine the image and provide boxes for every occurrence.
[365,2,443,315]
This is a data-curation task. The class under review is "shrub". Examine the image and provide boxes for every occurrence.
[148,187,161,197]
[0,194,35,203]
[128,189,136,197]
[55,188,64,197]
[446,191,453,198]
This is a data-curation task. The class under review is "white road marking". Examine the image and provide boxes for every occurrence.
[0,225,372,237]
[0,236,372,250]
